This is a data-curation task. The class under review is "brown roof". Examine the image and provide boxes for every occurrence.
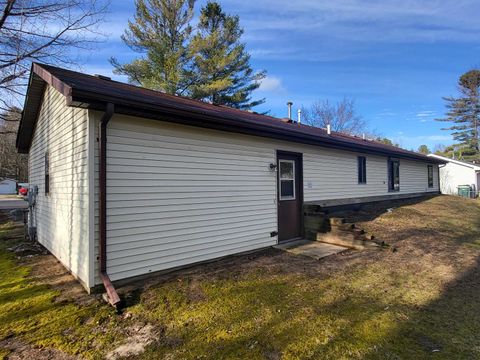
[17,63,444,164]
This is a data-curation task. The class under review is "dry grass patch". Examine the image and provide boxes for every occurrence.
[125,195,480,359]
[1,195,480,359]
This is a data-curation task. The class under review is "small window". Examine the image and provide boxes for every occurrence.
[357,156,367,184]
[388,159,400,192]
[45,152,50,195]
[279,160,295,200]
[427,165,434,188]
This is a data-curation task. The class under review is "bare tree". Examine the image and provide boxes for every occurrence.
[0,0,108,120]
[433,144,447,154]
[301,97,368,135]
[0,107,27,180]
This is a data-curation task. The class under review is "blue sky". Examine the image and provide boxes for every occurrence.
[78,0,480,150]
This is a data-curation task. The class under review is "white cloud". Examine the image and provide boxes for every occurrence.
[416,110,436,117]
[238,0,480,41]
[259,76,286,93]
[413,110,437,122]
[227,0,480,61]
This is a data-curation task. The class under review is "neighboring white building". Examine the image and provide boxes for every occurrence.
[16,63,444,305]
[428,154,480,196]
[0,179,17,194]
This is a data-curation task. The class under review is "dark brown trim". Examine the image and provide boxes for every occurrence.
[32,63,72,98]
[387,158,400,192]
[357,155,367,184]
[427,164,434,188]
[17,62,446,165]
[99,103,120,307]
[16,71,46,152]
[276,150,304,242]
[74,97,443,164]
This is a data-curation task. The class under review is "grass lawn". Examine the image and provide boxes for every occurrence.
[1,195,480,359]
[0,218,128,360]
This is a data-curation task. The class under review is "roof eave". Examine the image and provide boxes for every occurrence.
[69,89,444,164]
[15,63,446,164]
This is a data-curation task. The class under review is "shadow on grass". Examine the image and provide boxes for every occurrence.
[126,195,480,359]
[361,255,480,359]
[131,253,480,359]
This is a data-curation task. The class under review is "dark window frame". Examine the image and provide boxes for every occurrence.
[388,159,400,192]
[357,156,367,184]
[427,164,434,188]
[45,152,50,195]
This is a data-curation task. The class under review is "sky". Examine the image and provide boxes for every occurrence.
[77,0,480,150]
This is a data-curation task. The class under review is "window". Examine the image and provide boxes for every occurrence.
[427,165,434,188]
[357,156,367,184]
[279,160,295,200]
[45,152,50,195]
[388,159,400,192]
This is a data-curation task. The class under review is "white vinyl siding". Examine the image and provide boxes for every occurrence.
[90,113,439,284]
[438,161,479,195]
[28,85,91,288]
[302,152,438,201]
[92,114,278,283]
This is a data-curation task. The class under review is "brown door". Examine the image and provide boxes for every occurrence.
[277,151,303,242]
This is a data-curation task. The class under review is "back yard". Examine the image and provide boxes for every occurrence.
[1,195,480,359]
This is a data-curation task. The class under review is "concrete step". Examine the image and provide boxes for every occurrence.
[274,239,348,260]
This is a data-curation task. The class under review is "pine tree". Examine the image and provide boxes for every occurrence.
[437,70,480,160]
[110,0,195,95]
[186,1,265,109]
[417,145,430,154]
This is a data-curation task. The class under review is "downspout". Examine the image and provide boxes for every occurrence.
[99,103,121,307]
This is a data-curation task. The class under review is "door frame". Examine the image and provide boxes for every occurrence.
[387,157,400,192]
[276,150,304,243]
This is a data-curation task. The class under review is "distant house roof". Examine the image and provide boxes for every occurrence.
[428,154,480,170]
[16,62,444,164]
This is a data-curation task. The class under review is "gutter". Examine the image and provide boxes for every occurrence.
[67,91,444,165]
[98,103,120,307]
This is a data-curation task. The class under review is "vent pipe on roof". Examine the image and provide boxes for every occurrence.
[297,109,302,124]
[362,133,366,140]
[94,74,111,81]
[327,124,331,135]
[287,101,293,120]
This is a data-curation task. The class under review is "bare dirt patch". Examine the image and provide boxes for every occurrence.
[105,324,158,360]
[0,338,79,360]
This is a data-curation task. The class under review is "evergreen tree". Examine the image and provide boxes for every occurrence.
[188,2,265,109]
[436,70,480,160]
[110,0,195,95]
[418,144,430,154]
[376,137,399,147]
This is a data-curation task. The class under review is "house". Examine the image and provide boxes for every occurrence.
[428,153,480,196]
[16,63,444,305]
[0,179,17,195]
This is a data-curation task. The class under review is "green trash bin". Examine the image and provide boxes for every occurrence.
[458,185,471,198]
